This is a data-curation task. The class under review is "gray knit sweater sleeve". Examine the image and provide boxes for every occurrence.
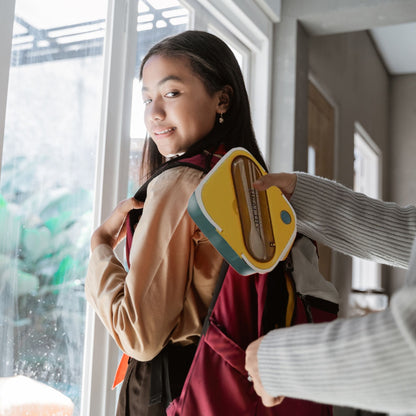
[291,172,416,268]
[258,173,416,414]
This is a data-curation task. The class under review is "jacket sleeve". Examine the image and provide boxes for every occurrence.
[291,172,416,268]
[85,167,205,361]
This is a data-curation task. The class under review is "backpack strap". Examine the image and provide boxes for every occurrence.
[133,150,222,202]
[133,160,207,202]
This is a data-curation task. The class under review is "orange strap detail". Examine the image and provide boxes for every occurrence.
[112,353,130,390]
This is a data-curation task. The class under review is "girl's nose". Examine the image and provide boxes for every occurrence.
[149,100,165,121]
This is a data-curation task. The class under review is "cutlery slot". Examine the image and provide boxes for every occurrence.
[231,156,276,262]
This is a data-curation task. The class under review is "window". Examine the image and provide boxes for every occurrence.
[350,125,387,315]
[0,0,106,413]
[352,127,381,289]
[307,145,316,175]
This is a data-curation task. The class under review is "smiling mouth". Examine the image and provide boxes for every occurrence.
[154,127,175,135]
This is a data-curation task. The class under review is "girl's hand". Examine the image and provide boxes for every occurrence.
[91,197,143,251]
[245,337,285,407]
[253,173,297,200]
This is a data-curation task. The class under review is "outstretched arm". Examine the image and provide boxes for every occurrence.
[256,172,416,268]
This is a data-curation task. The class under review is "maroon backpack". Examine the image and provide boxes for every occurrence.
[118,148,338,416]
[166,255,337,416]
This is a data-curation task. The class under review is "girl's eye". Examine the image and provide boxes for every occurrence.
[143,98,152,105]
[165,91,179,98]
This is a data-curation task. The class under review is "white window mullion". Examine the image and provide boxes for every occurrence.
[0,0,16,175]
[81,0,138,415]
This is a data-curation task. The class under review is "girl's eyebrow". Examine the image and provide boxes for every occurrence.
[142,75,183,92]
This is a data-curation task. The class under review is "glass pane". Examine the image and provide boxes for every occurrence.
[353,131,380,199]
[0,1,106,414]
[352,129,382,291]
[129,0,190,195]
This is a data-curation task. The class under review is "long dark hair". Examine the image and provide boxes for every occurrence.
[139,30,267,180]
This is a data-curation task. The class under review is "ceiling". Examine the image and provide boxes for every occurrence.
[370,21,416,75]
[281,0,416,77]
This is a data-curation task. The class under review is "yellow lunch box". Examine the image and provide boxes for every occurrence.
[188,147,297,275]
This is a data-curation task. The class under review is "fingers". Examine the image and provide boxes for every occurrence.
[253,174,276,191]
[261,395,285,407]
[109,198,143,226]
[253,173,297,200]
[114,197,143,216]
[251,374,285,408]
[245,338,284,407]
[245,338,262,377]
[251,376,285,408]
[123,197,143,211]
[91,198,144,251]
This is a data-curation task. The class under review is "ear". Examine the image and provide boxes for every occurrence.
[216,85,233,114]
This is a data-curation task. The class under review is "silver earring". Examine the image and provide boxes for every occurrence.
[219,113,224,124]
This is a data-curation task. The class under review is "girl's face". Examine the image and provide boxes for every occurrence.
[141,55,222,157]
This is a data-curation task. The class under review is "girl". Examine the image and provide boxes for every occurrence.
[85,30,267,414]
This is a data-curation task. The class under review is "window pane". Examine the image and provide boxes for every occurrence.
[129,0,190,194]
[352,129,382,291]
[350,128,386,317]
[0,1,106,414]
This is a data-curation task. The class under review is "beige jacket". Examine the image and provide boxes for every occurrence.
[85,166,223,361]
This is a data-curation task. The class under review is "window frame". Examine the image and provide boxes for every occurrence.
[352,122,383,291]
[81,0,138,414]
[0,0,16,170]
